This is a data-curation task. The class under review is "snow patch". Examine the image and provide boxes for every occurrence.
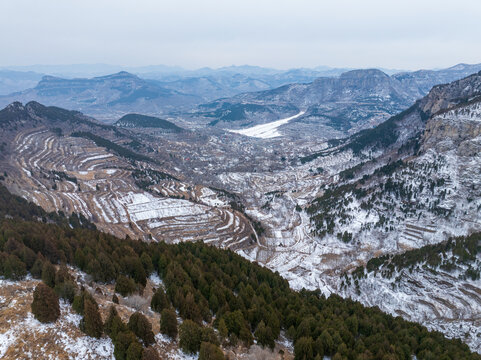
[228,111,305,139]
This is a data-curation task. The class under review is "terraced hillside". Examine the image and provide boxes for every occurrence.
[342,234,481,353]
[210,72,481,352]
[0,103,256,250]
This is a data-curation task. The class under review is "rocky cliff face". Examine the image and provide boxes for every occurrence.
[419,71,481,115]
[422,100,481,154]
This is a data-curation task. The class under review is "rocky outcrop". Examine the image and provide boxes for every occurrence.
[422,100,481,155]
[420,71,481,116]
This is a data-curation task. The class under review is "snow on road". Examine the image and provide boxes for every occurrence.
[228,111,305,139]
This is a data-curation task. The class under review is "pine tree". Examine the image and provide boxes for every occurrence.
[105,305,127,340]
[160,308,178,339]
[199,342,225,360]
[319,329,335,355]
[181,292,201,323]
[150,287,169,313]
[295,337,313,360]
[31,282,60,323]
[140,252,154,275]
[41,261,56,288]
[3,254,27,280]
[115,275,137,296]
[255,320,275,349]
[217,318,228,343]
[54,280,77,303]
[128,312,155,346]
[126,341,143,360]
[72,289,95,315]
[201,327,219,346]
[114,331,139,360]
[179,319,202,354]
[82,297,103,338]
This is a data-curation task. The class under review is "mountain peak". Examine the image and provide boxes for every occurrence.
[6,101,25,111]
[100,71,140,80]
[40,75,61,81]
[339,68,389,79]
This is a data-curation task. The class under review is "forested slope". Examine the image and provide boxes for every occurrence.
[0,184,479,359]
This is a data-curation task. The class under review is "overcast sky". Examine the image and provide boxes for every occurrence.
[1,0,480,70]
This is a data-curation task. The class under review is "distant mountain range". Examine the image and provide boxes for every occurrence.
[197,63,481,139]
[0,70,44,95]
[0,65,351,103]
[0,72,200,122]
[1,63,480,129]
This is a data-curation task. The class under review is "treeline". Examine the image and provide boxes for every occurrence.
[0,185,479,359]
[351,233,481,281]
[115,114,184,132]
[131,169,178,191]
[342,104,425,155]
[0,184,95,230]
[71,131,155,164]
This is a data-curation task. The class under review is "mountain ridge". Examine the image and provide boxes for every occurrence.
[0,72,202,121]
[114,113,184,132]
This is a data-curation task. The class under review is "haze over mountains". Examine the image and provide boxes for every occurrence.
[2,62,481,359]
[1,62,480,131]
[198,63,481,136]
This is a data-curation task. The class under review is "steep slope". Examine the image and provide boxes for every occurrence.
[0,72,201,121]
[303,71,481,259]
[294,71,481,351]
[394,63,481,98]
[0,185,479,360]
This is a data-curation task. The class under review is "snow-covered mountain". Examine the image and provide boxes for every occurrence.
[2,67,481,355]
[289,71,481,351]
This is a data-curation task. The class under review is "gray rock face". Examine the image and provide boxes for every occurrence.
[422,100,481,155]
[346,71,481,155]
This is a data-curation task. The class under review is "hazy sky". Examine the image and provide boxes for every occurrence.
[1,0,480,70]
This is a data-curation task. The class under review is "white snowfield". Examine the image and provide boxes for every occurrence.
[228,111,305,139]
[118,192,207,222]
